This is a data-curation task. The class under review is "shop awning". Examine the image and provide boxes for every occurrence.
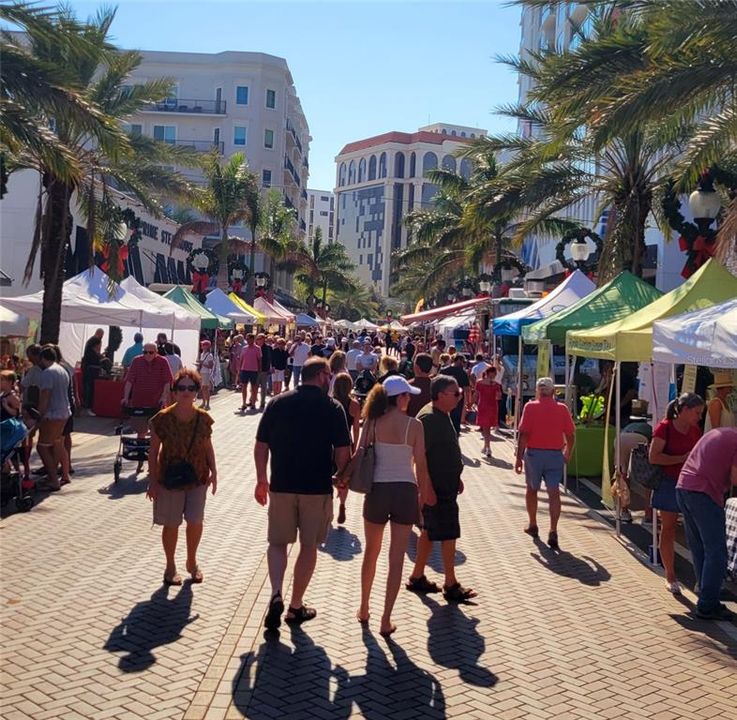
[522,271,662,345]
[567,260,737,360]
[400,296,491,325]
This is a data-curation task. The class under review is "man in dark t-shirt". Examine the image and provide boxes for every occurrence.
[254,357,351,630]
[439,355,471,434]
[408,353,433,417]
[407,375,476,603]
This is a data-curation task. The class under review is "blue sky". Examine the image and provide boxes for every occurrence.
[65,0,523,190]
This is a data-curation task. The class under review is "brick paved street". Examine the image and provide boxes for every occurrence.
[1,390,735,720]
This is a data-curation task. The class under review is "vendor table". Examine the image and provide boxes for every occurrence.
[726,498,737,579]
[567,423,614,477]
[92,379,124,418]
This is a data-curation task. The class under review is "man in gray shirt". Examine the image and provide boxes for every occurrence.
[36,345,71,491]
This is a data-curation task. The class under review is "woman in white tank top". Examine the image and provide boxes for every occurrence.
[705,379,735,431]
[340,375,436,637]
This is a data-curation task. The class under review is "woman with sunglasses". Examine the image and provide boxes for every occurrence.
[147,368,217,585]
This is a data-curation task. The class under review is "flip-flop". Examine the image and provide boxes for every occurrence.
[188,566,204,583]
[379,624,397,638]
[163,573,182,586]
[356,611,370,625]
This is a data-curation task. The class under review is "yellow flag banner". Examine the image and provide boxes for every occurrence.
[536,340,551,381]
[601,370,615,509]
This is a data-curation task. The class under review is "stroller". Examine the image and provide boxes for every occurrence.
[113,407,158,482]
[1,416,34,512]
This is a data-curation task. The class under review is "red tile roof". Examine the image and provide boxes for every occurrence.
[339,130,473,156]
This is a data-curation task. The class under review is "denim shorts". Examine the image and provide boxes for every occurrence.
[524,448,564,491]
[239,370,258,385]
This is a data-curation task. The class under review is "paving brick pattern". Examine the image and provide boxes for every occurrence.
[1,391,735,720]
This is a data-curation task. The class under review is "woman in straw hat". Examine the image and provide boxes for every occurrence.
[705,370,734,432]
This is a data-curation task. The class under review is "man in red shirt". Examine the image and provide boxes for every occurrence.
[515,377,575,550]
[123,342,173,437]
[238,333,262,412]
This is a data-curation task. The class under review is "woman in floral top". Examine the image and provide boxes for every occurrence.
[147,368,217,585]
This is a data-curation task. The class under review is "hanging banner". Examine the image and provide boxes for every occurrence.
[681,364,697,394]
[537,340,551,381]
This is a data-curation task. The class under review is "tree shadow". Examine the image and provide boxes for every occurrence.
[319,525,362,562]
[530,538,611,587]
[419,594,497,688]
[103,583,198,672]
[406,530,466,572]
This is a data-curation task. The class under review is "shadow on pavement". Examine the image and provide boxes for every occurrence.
[483,455,513,470]
[406,530,466,571]
[420,594,497,688]
[461,454,480,468]
[104,583,198,672]
[668,596,737,657]
[319,525,362,561]
[232,625,447,719]
[97,473,149,499]
[530,538,611,586]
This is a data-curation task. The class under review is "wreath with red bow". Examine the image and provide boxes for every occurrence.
[187,248,219,300]
[227,257,249,295]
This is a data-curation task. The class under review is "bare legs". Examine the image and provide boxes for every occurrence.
[481,426,491,455]
[359,520,412,634]
[266,542,318,610]
[525,487,538,529]
[525,487,560,533]
[162,522,204,580]
[659,511,678,584]
[200,383,211,410]
[267,543,288,600]
[410,531,458,587]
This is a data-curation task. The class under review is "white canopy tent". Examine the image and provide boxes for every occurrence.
[435,310,477,343]
[652,297,737,368]
[0,306,29,337]
[205,288,257,324]
[354,318,379,330]
[0,267,201,364]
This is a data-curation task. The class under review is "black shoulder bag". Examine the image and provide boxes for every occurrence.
[629,423,669,490]
[162,414,201,491]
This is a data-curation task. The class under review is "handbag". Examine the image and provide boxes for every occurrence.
[349,420,376,494]
[628,424,669,490]
[162,414,201,491]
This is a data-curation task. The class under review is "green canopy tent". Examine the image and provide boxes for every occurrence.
[163,286,233,330]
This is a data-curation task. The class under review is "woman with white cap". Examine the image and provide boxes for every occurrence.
[705,371,734,431]
[196,340,215,410]
[339,374,436,636]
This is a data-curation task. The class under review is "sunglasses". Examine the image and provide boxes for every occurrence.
[174,384,199,392]
[143,350,157,355]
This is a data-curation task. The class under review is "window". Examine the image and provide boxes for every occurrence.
[236,86,249,105]
[234,126,247,146]
[321,195,330,202]
[266,89,276,109]
[153,125,176,144]
[310,211,314,223]
[262,169,272,188]
[310,196,315,208]
[122,123,142,136]
[264,128,274,149]
[320,211,328,216]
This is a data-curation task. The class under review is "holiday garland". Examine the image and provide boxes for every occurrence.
[554,228,602,275]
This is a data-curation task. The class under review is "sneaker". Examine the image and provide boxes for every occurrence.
[695,603,735,621]
[666,581,682,595]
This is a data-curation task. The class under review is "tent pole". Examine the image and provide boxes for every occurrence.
[615,361,622,538]
[514,334,523,442]
[563,346,570,494]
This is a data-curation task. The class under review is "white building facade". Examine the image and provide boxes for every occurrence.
[334,123,486,297]
[306,190,335,243]
[517,3,683,291]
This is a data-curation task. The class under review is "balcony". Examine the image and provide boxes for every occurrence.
[284,194,295,210]
[286,118,303,155]
[174,139,224,153]
[301,189,307,200]
[283,155,301,187]
[299,219,306,232]
[142,98,227,115]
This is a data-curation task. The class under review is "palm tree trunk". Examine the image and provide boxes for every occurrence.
[495,224,503,265]
[321,278,328,306]
[40,178,73,343]
[247,225,257,303]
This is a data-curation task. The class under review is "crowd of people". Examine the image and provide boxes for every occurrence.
[2,325,735,629]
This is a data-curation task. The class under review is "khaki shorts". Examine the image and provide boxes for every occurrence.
[268,492,333,546]
[153,484,207,527]
[38,418,67,445]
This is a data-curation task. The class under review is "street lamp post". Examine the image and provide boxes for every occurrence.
[569,237,592,268]
[689,173,722,234]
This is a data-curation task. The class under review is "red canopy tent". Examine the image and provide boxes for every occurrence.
[400,296,490,325]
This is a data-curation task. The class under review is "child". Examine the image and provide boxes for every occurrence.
[475,366,502,457]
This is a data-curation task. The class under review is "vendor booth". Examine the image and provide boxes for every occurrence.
[205,289,258,325]
[0,306,29,338]
[227,293,265,326]
[296,313,322,328]
[253,296,295,326]
[400,296,490,325]
[354,318,380,331]
[164,286,233,330]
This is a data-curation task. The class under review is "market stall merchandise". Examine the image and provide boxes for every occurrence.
[652,297,737,369]
[164,286,233,330]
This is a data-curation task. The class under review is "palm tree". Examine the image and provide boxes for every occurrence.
[327,282,380,322]
[15,6,196,342]
[257,188,298,282]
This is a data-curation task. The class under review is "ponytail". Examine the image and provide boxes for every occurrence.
[362,382,399,420]
[666,392,704,421]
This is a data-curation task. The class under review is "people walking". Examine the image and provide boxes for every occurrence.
[438,354,470,435]
[407,375,475,603]
[122,332,144,369]
[704,371,734,431]
[255,333,272,411]
[515,377,576,551]
[196,340,215,410]
[270,338,288,396]
[649,392,704,595]
[288,333,311,387]
[407,354,433,417]
[123,343,173,439]
[147,369,217,585]
[346,340,362,381]
[340,375,433,636]
[476,366,502,458]
[676,427,737,620]
[238,333,262,412]
[331,372,361,525]
[254,358,352,630]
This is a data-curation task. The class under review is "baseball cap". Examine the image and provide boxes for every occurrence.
[536,377,554,392]
[383,375,421,397]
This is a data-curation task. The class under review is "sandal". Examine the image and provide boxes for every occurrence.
[524,525,539,539]
[163,572,182,586]
[285,605,317,625]
[187,565,204,583]
[547,531,560,551]
[406,575,441,594]
[443,583,477,603]
[356,610,370,625]
[379,624,397,638]
[265,593,284,630]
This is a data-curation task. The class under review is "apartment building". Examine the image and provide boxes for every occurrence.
[334,123,486,297]
[306,190,335,243]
